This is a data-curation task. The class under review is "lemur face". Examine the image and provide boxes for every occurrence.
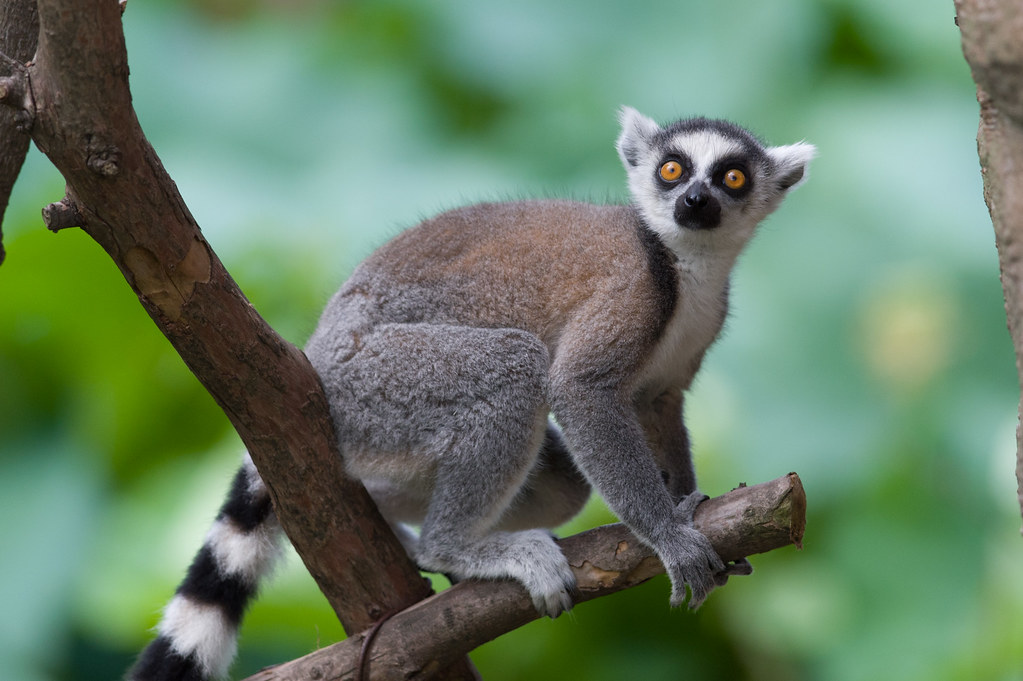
[652,126,767,231]
[616,107,814,251]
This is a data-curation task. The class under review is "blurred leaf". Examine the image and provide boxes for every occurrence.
[0,440,103,679]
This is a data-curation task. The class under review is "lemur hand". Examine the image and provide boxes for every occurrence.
[661,491,729,609]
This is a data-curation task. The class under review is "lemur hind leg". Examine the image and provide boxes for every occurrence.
[317,322,577,617]
[418,452,579,618]
[496,422,591,532]
[395,325,575,617]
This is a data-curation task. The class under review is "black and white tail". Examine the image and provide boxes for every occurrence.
[128,454,284,681]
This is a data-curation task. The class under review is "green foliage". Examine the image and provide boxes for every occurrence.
[2,1,1020,680]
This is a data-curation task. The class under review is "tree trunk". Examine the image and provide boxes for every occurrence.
[955,0,1023,523]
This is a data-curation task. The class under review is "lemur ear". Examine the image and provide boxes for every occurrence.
[767,142,817,191]
[616,107,661,168]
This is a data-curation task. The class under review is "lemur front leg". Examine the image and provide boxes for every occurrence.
[640,389,753,588]
[552,379,727,608]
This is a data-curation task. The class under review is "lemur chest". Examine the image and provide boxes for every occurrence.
[635,267,729,392]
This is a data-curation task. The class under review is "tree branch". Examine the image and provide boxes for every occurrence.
[955,0,1023,523]
[12,0,433,634]
[9,3,482,676]
[244,474,806,681]
[0,0,38,264]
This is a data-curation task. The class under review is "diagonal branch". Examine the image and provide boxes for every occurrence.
[8,1,481,676]
[18,0,432,634]
[243,474,806,681]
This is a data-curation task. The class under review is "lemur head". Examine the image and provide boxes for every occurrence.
[616,107,815,256]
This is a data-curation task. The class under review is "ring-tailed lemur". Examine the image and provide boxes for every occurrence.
[128,107,814,681]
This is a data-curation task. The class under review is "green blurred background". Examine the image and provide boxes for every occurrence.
[2,0,1020,679]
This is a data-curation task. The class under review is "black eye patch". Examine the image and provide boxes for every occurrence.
[711,159,753,196]
[655,154,694,187]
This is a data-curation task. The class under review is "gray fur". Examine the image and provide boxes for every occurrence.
[304,108,814,616]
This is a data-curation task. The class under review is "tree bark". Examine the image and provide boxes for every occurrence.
[243,474,806,681]
[955,0,1023,523]
[0,0,441,642]
[2,4,481,678]
[0,0,37,263]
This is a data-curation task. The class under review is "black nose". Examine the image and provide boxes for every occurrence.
[674,186,721,229]
[684,188,710,210]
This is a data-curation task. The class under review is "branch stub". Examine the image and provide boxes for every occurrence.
[42,197,83,231]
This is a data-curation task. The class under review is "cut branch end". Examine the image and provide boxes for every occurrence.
[42,198,83,232]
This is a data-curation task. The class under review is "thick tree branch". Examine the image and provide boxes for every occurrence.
[14,0,433,635]
[7,3,483,676]
[0,0,38,263]
[244,474,806,681]
[955,0,1023,522]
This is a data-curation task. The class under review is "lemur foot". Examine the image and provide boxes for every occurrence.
[516,530,578,618]
[418,529,576,619]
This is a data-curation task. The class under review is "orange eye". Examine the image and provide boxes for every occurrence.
[659,161,683,182]
[723,168,746,190]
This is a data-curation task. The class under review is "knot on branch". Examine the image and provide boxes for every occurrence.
[87,144,121,177]
[0,76,20,102]
[42,197,83,232]
[0,72,34,133]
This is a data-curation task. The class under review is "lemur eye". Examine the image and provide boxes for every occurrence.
[659,161,683,182]
[723,168,747,190]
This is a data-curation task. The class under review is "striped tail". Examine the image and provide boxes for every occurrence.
[128,453,284,681]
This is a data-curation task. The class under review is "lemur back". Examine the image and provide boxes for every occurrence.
[129,107,813,681]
